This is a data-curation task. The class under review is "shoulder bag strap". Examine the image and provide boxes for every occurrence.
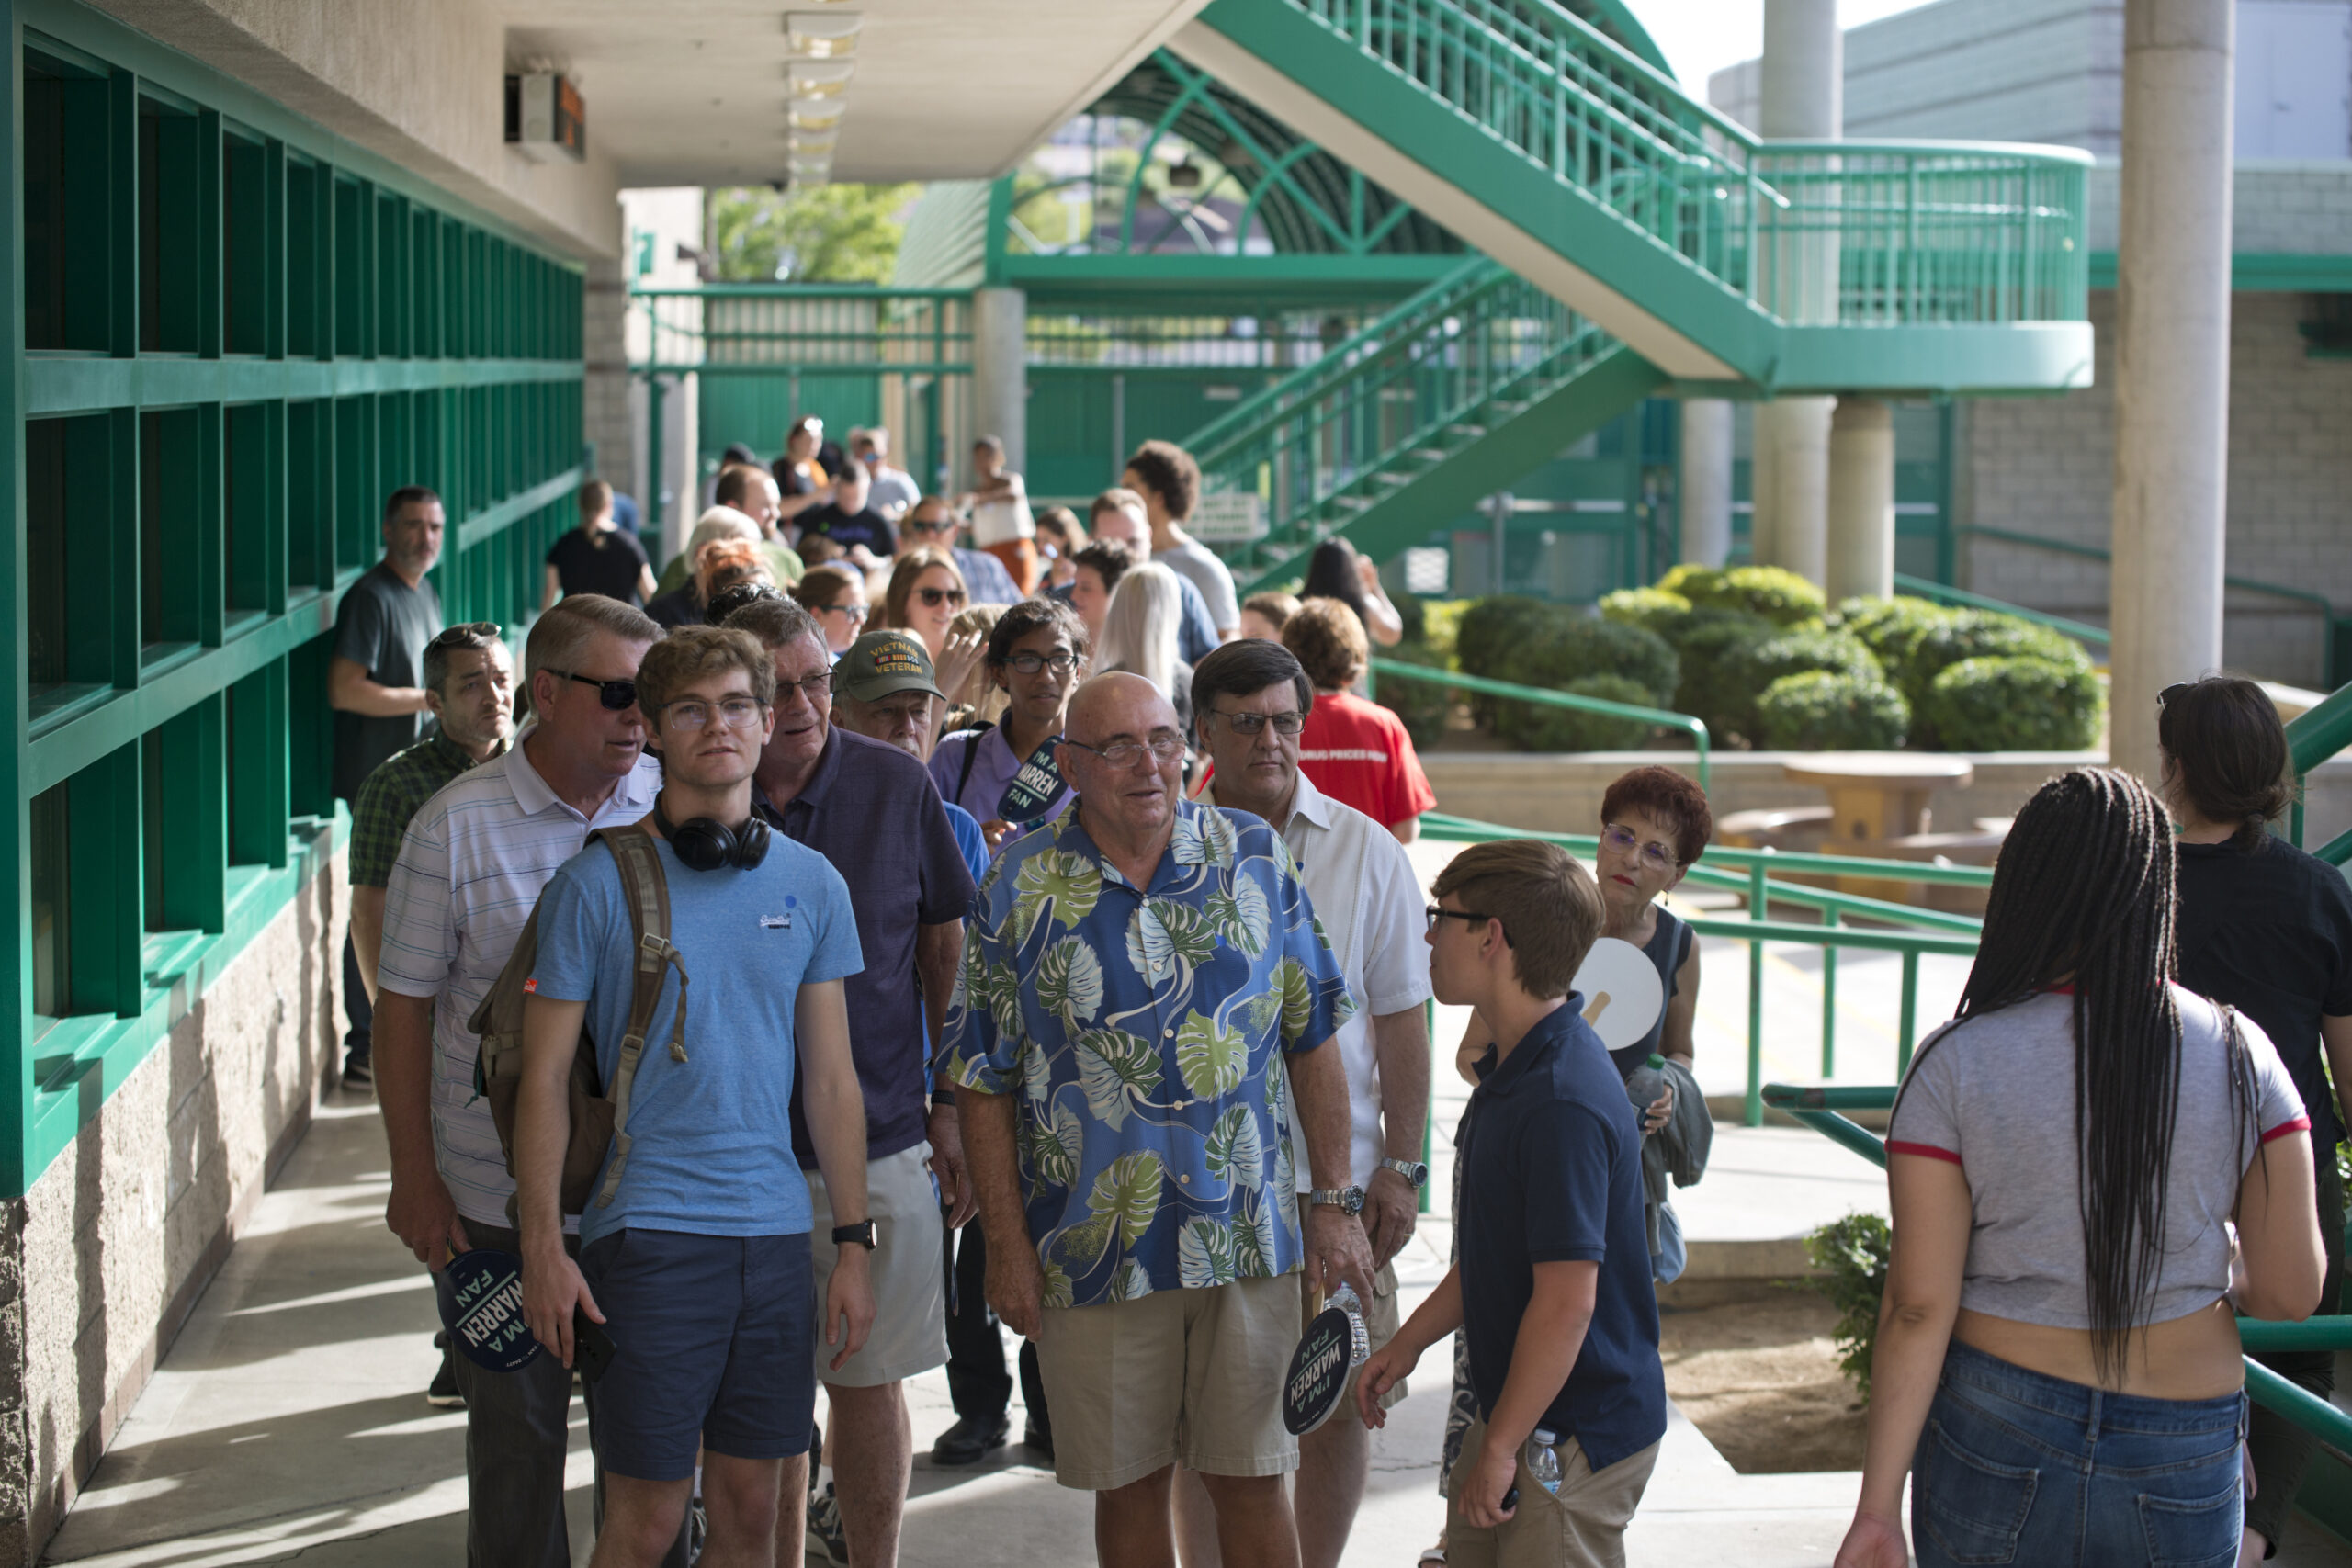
[590,827,689,1208]
[954,721,993,807]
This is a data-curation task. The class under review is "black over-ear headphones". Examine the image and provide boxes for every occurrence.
[653,794,772,873]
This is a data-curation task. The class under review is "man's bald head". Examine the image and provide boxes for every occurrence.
[1066,671,1175,744]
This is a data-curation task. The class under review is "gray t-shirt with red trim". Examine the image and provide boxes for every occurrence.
[1888,987,2305,1329]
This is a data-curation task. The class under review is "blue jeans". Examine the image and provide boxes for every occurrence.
[1913,1340,2246,1568]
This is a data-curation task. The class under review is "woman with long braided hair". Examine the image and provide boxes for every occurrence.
[1835,768,2324,1568]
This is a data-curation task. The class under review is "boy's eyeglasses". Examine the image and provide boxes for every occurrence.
[1001,649,1079,674]
[820,602,869,623]
[1426,905,1497,932]
[662,697,766,731]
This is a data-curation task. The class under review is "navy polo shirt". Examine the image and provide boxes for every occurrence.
[1458,999,1666,1472]
[755,727,977,1168]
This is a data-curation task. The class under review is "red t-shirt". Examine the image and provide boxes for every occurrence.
[1296,691,1436,829]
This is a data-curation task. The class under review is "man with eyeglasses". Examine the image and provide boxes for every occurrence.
[1171,641,1431,1568]
[898,495,1021,606]
[720,597,978,1568]
[928,599,1090,856]
[947,671,1374,1567]
[375,594,682,1568]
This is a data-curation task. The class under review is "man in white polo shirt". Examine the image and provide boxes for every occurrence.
[1175,637,1433,1568]
[375,593,669,1568]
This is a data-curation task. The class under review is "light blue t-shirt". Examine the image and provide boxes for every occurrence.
[944,800,990,886]
[529,830,864,1245]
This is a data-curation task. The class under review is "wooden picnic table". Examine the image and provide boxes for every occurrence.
[1781,752,1976,845]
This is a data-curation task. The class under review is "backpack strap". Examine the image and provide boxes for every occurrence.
[953,721,993,807]
[590,827,688,1209]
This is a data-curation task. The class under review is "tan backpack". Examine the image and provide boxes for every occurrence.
[469,827,689,1217]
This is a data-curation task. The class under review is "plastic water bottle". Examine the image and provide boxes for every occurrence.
[1526,1428,1563,1495]
[1624,1053,1669,1122]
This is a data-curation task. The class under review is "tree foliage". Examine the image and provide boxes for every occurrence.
[708,183,921,283]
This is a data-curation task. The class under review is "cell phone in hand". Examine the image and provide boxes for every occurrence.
[1500,1483,1519,1513]
[572,1308,618,1382]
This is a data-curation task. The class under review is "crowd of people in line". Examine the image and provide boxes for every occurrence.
[323,426,2352,1568]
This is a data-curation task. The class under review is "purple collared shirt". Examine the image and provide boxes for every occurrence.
[926,726,1075,852]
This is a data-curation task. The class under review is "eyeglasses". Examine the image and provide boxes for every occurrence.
[554,671,638,711]
[1209,708,1304,737]
[1600,822,1678,874]
[906,518,955,536]
[1001,649,1079,675]
[662,696,766,731]
[429,621,502,649]
[819,602,869,623]
[1065,735,1185,771]
[1426,905,1497,933]
[915,586,967,609]
[775,669,836,705]
[2158,682,2192,710]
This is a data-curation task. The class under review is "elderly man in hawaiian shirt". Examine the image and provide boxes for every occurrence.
[948,671,1374,1568]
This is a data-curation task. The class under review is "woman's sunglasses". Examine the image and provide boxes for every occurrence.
[916,587,967,609]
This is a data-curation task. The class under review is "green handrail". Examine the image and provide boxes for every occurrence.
[1891,572,2111,649]
[2285,680,2352,781]
[1368,658,1707,788]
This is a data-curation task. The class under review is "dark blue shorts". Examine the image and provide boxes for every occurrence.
[579,1228,815,1481]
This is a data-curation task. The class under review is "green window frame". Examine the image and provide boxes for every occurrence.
[2,0,589,1195]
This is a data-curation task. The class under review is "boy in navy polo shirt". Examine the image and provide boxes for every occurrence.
[1356,840,1665,1568]
[516,626,877,1568]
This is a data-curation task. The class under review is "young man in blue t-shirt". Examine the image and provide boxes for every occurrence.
[516,625,877,1568]
[1356,840,1666,1568]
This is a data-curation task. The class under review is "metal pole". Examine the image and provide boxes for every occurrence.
[1489,491,1513,596]
[1820,906,1840,1077]
[1747,859,1769,1128]
[1897,948,1920,1075]
[646,374,667,548]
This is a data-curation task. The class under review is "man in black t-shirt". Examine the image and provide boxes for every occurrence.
[542,479,655,608]
[328,484,446,1088]
[795,462,898,562]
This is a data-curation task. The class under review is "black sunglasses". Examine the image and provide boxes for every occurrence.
[554,670,638,711]
[428,620,502,649]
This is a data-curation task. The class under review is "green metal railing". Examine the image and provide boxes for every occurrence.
[1367,655,1707,786]
[1185,258,1614,556]
[1423,810,1992,1126]
[1890,571,2113,651]
[1762,1082,2352,1492]
[1273,0,2092,327]
[628,286,973,376]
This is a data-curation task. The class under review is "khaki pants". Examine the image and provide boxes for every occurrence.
[1446,1416,1658,1568]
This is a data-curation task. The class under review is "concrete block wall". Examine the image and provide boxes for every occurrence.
[583,256,636,506]
[0,857,342,1561]
[1963,291,2352,685]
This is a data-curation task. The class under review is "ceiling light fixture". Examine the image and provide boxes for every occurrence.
[787,101,846,130]
[788,130,840,155]
[785,12,863,58]
[787,61,855,97]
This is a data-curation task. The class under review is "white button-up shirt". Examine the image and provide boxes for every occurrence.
[377,728,662,1228]
[1274,769,1432,1188]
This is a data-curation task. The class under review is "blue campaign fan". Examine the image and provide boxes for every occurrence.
[436,1248,543,1373]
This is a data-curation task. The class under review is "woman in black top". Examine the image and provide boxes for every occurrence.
[541,478,656,610]
[2160,675,2352,1564]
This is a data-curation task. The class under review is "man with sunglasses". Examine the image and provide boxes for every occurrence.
[898,495,1020,606]
[947,671,1374,1567]
[1172,640,1431,1568]
[375,594,678,1568]
[721,598,977,1568]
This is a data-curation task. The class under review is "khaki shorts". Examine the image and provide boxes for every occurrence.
[1446,1416,1659,1568]
[807,1144,947,1387]
[1295,1199,1407,1412]
[1035,1273,1299,1491]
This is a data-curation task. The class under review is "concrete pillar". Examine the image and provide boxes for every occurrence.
[1826,398,1894,601]
[1679,399,1735,567]
[2110,0,2233,782]
[582,258,635,506]
[1755,398,1832,583]
[1755,0,1841,587]
[970,288,1028,483]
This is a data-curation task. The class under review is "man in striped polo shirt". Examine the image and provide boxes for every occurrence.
[376,594,673,1568]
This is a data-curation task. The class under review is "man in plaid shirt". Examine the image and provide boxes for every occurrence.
[346,621,514,1408]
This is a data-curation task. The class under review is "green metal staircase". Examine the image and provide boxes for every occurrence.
[1173,0,2097,585]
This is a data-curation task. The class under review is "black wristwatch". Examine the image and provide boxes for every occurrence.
[1380,1158,1430,1189]
[831,1220,877,1250]
[1307,1186,1366,1216]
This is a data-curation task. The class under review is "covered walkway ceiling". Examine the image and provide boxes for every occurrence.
[503,0,1216,186]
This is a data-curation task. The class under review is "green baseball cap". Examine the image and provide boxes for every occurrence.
[836,630,944,703]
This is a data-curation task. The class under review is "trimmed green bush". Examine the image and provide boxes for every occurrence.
[1454,595,1566,682]
[1524,615,1679,704]
[1664,564,1826,627]
[1666,608,1780,746]
[1754,671,1911,750]
[1496,673,1656,753]
[1922,656,2105,751]
[1597,586,1693,640]
[1829,594,1954,675]
[1901,610,2089,709]
[1374,638,1453,751]
[1718,628,1883,744]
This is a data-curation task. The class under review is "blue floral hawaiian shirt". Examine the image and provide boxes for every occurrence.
[944,798,1354,1309]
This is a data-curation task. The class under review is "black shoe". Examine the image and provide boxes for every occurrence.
[342,1050,373,1089]
[427,1344,465,1409]
[931,1415,1009,1466]
[1023,1416,1054,1461]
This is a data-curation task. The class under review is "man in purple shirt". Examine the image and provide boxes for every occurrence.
[926,598,1087,858]
[720,595,978,1568]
